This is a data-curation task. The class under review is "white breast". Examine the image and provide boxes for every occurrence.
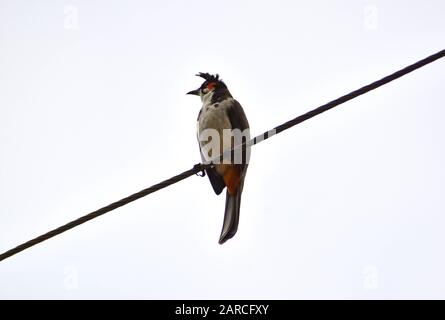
[197,98,234,162]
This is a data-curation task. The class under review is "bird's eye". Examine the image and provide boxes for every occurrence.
[202,87,209,94]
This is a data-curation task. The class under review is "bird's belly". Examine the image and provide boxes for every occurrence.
[197,107,232,165]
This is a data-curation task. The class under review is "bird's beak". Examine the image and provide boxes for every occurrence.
[186,88,200,96]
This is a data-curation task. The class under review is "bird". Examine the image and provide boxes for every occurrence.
[187,73,250,244]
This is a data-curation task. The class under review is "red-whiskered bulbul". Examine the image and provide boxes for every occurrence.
[187,73,250,244]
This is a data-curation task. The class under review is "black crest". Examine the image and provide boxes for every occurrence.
[196,72,220,82]
[196,72,228,90]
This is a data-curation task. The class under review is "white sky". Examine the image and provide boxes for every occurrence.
[0,0,444,299]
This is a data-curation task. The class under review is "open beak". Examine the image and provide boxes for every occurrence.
[186,88,200,96]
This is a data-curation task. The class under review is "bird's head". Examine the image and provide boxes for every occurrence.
[187,73,231,102]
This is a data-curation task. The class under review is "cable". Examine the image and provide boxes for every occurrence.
[0,163,208,262]
[216,48,445,159]
[1,49,444,262]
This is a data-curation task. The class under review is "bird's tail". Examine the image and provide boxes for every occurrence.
[219,189,242,244]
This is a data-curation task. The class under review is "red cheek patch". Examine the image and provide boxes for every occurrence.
[207,82,216,90]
